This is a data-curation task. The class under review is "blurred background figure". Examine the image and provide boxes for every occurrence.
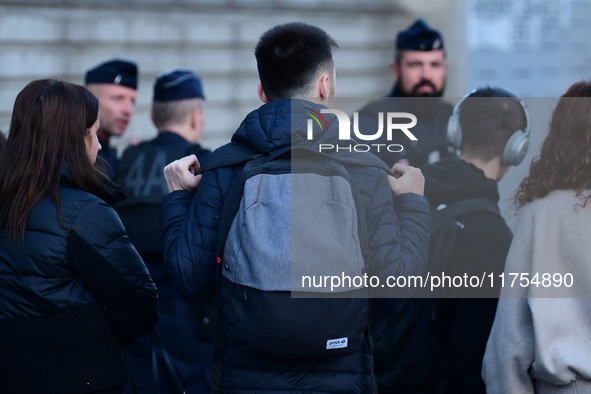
[483,81,591,394]
[0,131,5,152]
[116,68,213,393]
[86,59,138,181]
[357,18,453,167]
[424,87,528,394]
[390,19,447,98]
[0,79,159,394]
[372,86,528,394]
[0,0,587,150]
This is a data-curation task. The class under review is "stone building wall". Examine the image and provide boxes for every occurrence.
[0,0,439,152]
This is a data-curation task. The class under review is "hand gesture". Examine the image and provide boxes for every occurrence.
[163,155,202,193]
[388,163,424,196]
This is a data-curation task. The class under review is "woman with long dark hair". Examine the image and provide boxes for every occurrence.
[0,79,159,394]
[483,81,591,393]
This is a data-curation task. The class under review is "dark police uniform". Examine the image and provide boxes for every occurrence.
[116,69,214,394]
[117,131,210,255]
[357,94,452,168]
[98,136,120,181]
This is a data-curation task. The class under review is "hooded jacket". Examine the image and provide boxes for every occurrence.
[372,156,513,394]
[160,98,431,393]
[0,171,159,394]
[425,156,512,393]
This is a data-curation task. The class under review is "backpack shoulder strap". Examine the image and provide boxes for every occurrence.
[346,172,371,271]
[437,198,501,219]
[288,147,392,175]
[197,144,263,174]
[201,144,393,176]
[327,150,392,175]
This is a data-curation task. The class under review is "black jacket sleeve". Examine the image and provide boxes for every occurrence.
[67,198,159,345]
[161,166,240,304]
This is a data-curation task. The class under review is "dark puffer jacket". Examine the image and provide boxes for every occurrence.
[0,171,160,394]
[371,156,513,394]
[161,99,431,393]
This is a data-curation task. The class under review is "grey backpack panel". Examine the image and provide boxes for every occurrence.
[291,172,365,293]
[223,171,365,293]
[223,173,291,292]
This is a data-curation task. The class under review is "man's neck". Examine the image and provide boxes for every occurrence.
[159,127,197,144]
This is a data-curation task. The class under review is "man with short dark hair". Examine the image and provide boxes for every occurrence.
[357,19,453,168]
[373,87,528,393]
[160,22,431,393]
[85,59,138,180]
[116,69,212,393]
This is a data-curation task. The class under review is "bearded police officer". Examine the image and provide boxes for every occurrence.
[85,59,138,181]
[116,69,213,393]
[357,19,453,167]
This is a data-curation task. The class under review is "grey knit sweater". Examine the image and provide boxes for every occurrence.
[483,189,591,394]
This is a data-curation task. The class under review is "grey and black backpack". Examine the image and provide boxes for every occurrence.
[199,144,391,360]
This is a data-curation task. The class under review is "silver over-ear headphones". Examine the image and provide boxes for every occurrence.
[447,87,530,166]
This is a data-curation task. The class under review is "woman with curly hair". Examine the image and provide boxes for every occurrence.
[0,79,159,393]
[482,81,591,393]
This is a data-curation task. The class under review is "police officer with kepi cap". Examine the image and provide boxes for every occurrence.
[116,68,212,394]
[85,59,138,181]
[393,19,447,98]
[86,59,138,89]
[356,19,453,167]
[396,19,444,54]
[153,69,204,101]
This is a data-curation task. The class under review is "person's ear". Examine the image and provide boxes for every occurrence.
[258,84,270,103]
[190,107,199,129]
[390,62,400,80]
[192,105,204,142]
[318,73,330,98]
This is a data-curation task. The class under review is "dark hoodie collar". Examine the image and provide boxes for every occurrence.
[422,156,500,206]
[60,163,127,205]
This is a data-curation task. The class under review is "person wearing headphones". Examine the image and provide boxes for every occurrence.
[371,86,530,393]
[424,86,529,393]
